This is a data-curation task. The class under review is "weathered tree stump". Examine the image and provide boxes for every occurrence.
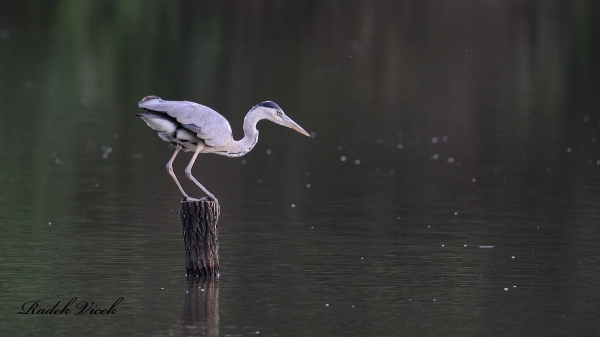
[178,198,220,277]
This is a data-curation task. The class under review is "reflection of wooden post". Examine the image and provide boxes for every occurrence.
[179,199,220,277]
[183,278,219,336]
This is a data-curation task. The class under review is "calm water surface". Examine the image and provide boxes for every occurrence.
[1,1,600,336]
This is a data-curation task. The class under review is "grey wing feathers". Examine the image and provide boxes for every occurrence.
[139,97,233,147]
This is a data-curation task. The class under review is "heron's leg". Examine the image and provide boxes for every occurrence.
[167,144,190,199]
[184,145,218,203]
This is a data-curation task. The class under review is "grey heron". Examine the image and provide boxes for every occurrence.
[137,95,310,203]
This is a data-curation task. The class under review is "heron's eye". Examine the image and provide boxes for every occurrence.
[277,110,283,115]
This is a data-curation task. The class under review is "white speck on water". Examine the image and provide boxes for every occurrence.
[340,156,347,162]
[291,204,295,208]
[567,147,572,153]
[306,171,310,176]
[361,257,364,260]
[48,222,51,225]
[266,149,272,155]
[432,154,439,160]
[113,134,119,140]
[352,305,355,308]
[101,146,113,159]
[513,285,517,288]
[201,288,205,292]
[161,287,164,290]
[464,244,468,248]
[397,143,404,149]
[479,246,494,249]
[310,132,316,138]
[311,226,313,229]
[241,159,247,164]
[354,159,361,165]
[325,303,329,307]
[597,160,600,165]
[511,256,516,259]
[504,288,509,291]
[337,146,343,151]
[472,178,477,183]
[433,299,437,302]
[427,225,431,228]
[441,244,445,247]
[54,158,63,164]
[432,137,439,143]
[306,183,311,188]
[447,157,455,163]
[454,212,458,215]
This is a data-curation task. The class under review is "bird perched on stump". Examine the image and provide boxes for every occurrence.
[137,96,310,203]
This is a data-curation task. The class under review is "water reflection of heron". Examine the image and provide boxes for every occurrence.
[137,96,310,203]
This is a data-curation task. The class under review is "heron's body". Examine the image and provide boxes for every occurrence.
[137,95,309,202]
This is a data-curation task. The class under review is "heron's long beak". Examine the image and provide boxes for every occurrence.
[283,115,310,137]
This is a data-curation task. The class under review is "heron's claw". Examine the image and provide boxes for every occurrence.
[199,196,219,204]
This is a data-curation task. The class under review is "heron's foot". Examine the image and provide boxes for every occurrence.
[182,196,201,202]
[200,196,219,204]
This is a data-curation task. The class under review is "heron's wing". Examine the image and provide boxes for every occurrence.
[139,98,233,147]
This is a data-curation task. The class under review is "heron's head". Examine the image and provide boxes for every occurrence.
[253,101,310,137]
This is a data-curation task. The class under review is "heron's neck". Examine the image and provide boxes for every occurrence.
[227,109,262,157]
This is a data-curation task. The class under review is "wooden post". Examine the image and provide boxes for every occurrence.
[179,198,220,277]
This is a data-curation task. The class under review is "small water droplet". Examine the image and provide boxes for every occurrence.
[354,159,361,165]
[266,149,272,155]
[340,156,347,162]
[431,137,438,143]
[291,204,295,208]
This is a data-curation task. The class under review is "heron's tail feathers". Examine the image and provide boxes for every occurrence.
[139,95,161,106]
